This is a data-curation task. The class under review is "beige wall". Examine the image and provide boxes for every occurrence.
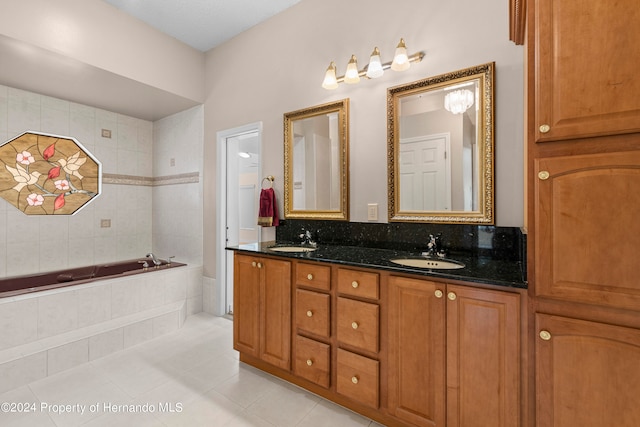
[203,0,525,277]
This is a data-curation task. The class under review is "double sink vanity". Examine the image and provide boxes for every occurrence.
[229,62,527,427]
[228,221,526,427]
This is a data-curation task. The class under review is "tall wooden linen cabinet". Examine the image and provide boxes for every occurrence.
[525,1,640,426]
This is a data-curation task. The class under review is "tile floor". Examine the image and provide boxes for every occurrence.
[0,313,385,427]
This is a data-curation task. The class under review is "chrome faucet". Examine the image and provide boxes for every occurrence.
[146,253,162,267]
[423,234,446,258]
[299,229,317,247]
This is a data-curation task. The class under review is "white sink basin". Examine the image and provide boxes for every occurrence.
[268,246,317,253]
[390,258,465,270]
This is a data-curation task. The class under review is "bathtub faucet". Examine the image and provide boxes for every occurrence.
[146,253,162,267]
[145,253,175,268]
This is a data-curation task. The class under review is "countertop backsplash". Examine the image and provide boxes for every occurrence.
[276,219,526,274]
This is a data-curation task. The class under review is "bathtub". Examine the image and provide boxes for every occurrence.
[0,259,203,394]
[0,258,185,298]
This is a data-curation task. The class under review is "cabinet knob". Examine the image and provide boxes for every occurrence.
[539,124,551,133]
[539,330,552,341]
[257,262,263,269]
[351,321,359,329]
[351,376,359,384]
[351,281,359,289]
[538,171,550,180]
[447,292,457,301]
[306,359,313,366]
[306,310,313,317]
[251,261,257,267]
[307,274,313,280]
[435,290,443,298]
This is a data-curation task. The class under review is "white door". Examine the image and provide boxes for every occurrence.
[217,123,262,317]
[399,133,451,211]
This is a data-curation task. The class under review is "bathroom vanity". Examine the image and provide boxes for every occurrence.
[229,240,526,427]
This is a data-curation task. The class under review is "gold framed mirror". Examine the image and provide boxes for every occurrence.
[387,62,494,224]
[284,98,349,220]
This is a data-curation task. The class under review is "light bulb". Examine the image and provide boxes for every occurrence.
[366,47,384,79]
[322,61,338,90]
[344,55,360,84]
[391,38,410,71]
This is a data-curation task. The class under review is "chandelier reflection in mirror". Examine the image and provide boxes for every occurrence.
[444,89,475,114]
[322,39,424,90]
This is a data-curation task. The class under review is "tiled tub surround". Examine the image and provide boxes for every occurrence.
[264,219,527,288]
[0,263,203,394]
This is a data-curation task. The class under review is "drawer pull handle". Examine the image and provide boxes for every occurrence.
[251,261,257,267]
[538,171,550,180]
[351,376,359,384]
[306,359,313,366]
[447,292,457,301]
[435,290,443,298]
[306,310,313,317]
[539,330,552,341]
[307,274,313,280]
[539,124,551,133]
[351,321,359,329]
[257,262,263,269]
[351,281,359,288]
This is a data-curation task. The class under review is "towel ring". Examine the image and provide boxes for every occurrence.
[261,175,275,189]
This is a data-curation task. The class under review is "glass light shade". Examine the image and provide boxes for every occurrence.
[322,61,339,90]
[365,47,384,79]
[391,38,410,71]
[344,55,360,84]
[444,89,475,114]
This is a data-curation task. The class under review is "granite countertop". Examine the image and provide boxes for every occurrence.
[227,241,527,289]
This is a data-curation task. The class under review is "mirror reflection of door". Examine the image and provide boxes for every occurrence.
[399,134,451,211]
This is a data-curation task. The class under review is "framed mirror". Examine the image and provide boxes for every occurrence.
[387,62,494,224]
[284,98,349,220]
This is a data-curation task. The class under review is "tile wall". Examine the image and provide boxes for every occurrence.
[0,85,205,276]
[0,85,153,276]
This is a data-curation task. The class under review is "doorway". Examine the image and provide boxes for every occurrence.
[216,123,262,316]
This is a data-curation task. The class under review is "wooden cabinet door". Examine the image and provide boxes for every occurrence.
[534,151,640,310]
[388,276,445,427]
[260,258,291,370]
[446,285,520,427]
[536,313,640,427]
[233,254,260,357]
[532,0,640,142]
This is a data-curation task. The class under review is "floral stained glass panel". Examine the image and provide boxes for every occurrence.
[0,131,101,215]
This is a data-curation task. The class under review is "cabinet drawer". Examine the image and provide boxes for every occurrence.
[337,297,379,353]
[336,349,379,408]
[294,335,330,388]
[337,268,379,300]
[295,289,330,337]
[296,263,331,291]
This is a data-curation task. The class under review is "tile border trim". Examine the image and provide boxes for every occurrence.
[103,172,199,186]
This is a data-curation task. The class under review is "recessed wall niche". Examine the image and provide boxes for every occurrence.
[0,131,101,215]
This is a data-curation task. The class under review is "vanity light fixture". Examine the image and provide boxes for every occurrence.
[344,55,360,84]
[444,89,475,114]
[365,47,384,78]
[390,38,410,71]
[321,38,424,90]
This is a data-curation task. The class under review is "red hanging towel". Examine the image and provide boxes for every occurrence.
[258,188,279,227]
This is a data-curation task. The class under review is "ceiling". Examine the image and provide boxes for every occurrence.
[0,0,303,122]
[101,0,302,52]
